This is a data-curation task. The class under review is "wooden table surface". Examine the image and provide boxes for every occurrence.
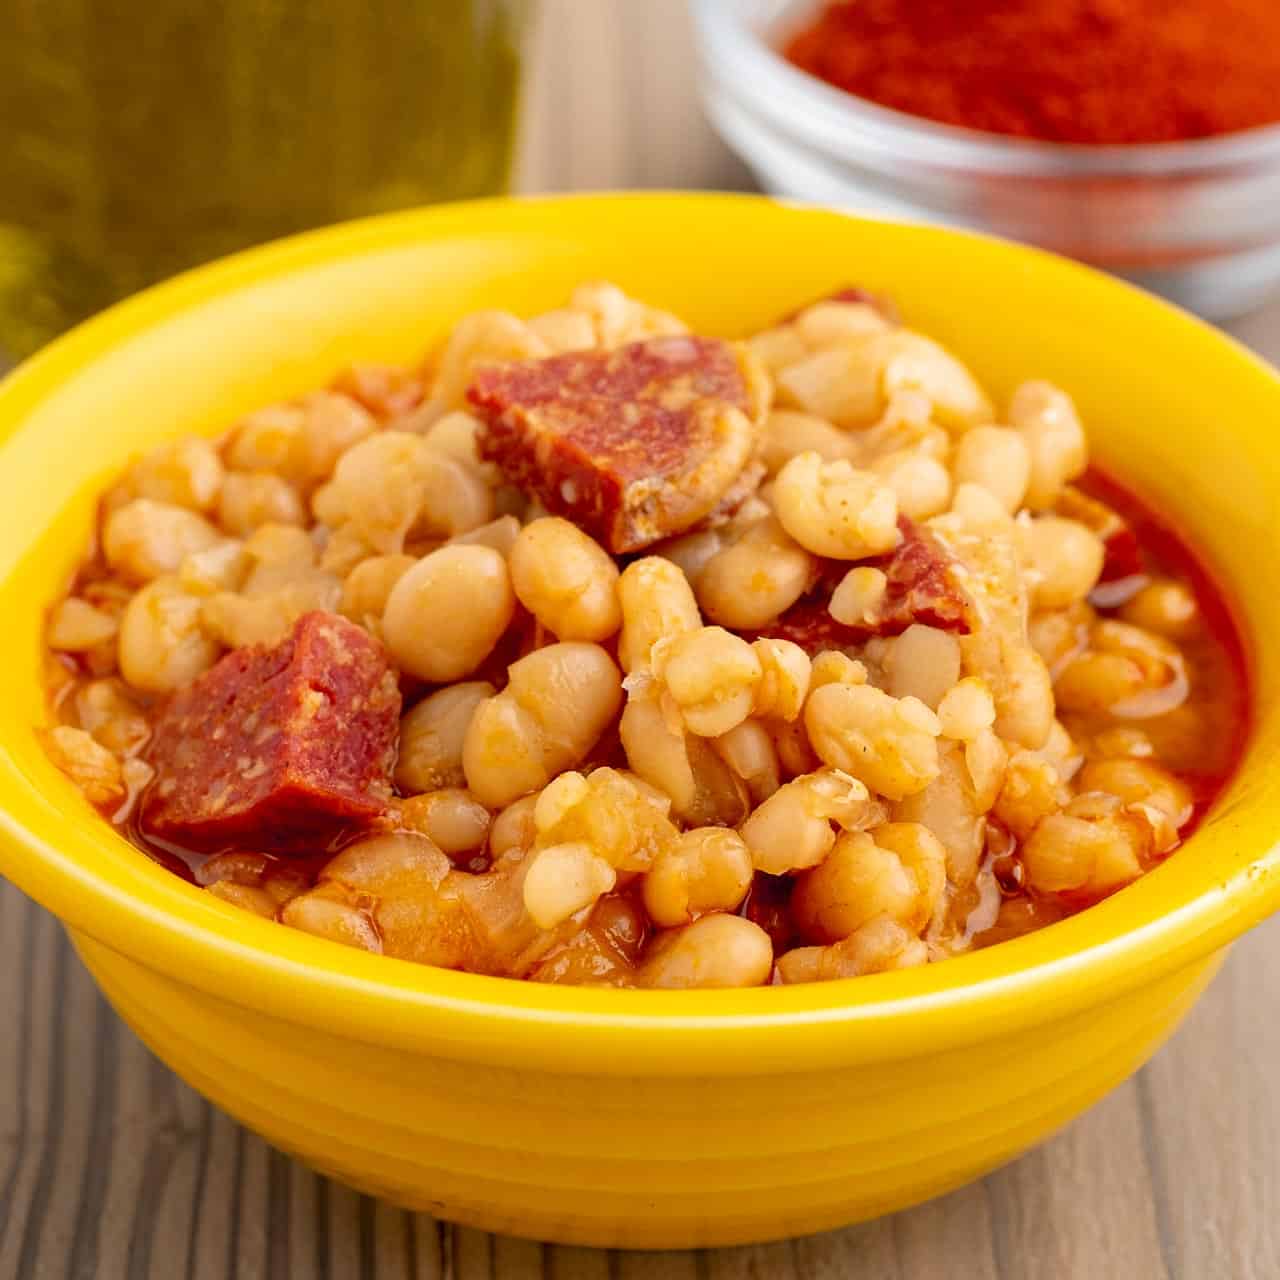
[5,4,1280,1276]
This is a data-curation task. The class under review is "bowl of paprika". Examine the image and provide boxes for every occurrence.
[693,0,1280,318]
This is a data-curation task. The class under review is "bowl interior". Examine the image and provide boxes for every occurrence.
[1,193,1278,1071]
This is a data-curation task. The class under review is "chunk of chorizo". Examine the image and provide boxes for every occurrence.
[141,611,399,851]
[469,336,766,553]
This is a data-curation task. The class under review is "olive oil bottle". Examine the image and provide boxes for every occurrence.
[0,0,531,355]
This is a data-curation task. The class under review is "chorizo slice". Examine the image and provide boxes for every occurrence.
[756,517,973,653]
[142,611,400,852]
[470,336,764,553]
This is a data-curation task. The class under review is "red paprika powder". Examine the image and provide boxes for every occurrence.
[784,0,1280,144]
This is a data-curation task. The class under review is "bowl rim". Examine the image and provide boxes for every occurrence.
[691,0,1280,175]
[3,190,1280,1076]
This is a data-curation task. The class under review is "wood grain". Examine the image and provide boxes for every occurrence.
[3,1,1280,1275]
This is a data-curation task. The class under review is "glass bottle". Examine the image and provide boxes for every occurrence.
[0,0,533,355]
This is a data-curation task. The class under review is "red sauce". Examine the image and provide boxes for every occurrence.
[969,466,1252,948]
[1077,465,1251,821]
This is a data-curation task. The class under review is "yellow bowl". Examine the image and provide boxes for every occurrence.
[1,194,1278,1249]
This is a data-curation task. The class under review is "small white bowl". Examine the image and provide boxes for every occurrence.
[692,0,1280,318]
